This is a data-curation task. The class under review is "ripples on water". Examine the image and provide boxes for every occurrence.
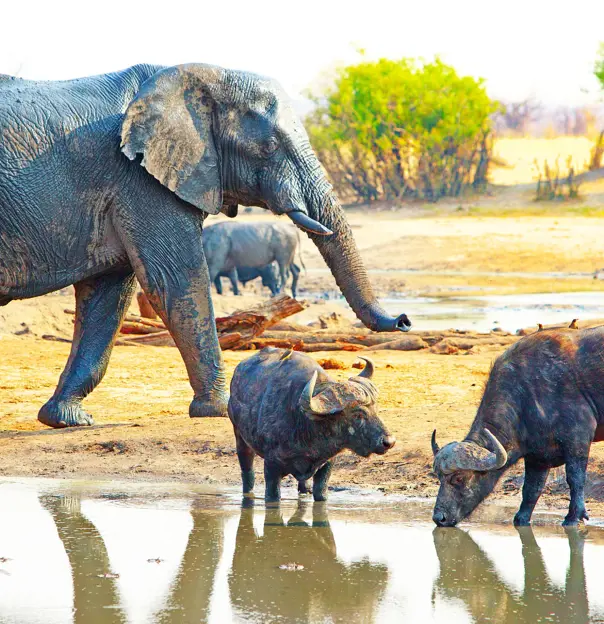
[0,479,603,623]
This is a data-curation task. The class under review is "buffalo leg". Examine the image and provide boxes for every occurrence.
[235,431,255,495]
[513,460,550,526]
[563,456,589,526]
[214,275,223,295]
[297,480,310,495]
[264,461,283,502]
[227,268,241,296]
[312,461,333,502]
[38,271,136,428]
[290,262,300,298]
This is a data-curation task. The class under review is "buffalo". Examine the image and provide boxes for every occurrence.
[228,347,395,501]
[431,327,604,527]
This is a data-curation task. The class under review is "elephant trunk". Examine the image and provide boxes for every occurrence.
[307,191,411,333]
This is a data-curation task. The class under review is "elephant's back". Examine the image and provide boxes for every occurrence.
[0,65,163,172]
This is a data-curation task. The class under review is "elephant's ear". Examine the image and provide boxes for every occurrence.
[120,65,223,215]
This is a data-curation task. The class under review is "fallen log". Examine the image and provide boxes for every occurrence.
[136,291,158,319]
[300,342,365,352]
[120,321,166,335]
[113,294,306,350]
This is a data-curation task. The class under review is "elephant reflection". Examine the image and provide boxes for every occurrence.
[40,494,126,624]
[433,526,590,624]
[42,494,224,624]
[228,501,389,623]
[156,507,223,623]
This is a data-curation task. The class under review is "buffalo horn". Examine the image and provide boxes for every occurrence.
[356,356,374,380]
[431,429,440,457]
[299,371,333,416]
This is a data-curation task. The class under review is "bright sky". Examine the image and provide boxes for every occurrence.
[1,0,602,110]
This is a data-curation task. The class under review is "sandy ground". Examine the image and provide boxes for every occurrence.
[2,206,604,520]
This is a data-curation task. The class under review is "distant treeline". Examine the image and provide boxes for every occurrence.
[304,50,604,204]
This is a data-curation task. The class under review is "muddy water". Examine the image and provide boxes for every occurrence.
[1,478,604,624]
[310,288,604,333]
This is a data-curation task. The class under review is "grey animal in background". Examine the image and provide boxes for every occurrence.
[203,221,304,297]
[228,347,396,502]
[0,62,409,429]
[431,326,604,528]
[214,263,281,296]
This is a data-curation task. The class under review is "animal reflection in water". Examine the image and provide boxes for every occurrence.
[433,527,590,624]
[41,494,223,623]
[228,500,389,623]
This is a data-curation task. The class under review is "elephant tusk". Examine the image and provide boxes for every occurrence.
[287,211,333,236]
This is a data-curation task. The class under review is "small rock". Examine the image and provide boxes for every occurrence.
[279,562,305,571]
[316,357,347,370]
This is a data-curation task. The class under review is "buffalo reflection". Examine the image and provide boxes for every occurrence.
[433,526,590,624]
[227,500,389,623]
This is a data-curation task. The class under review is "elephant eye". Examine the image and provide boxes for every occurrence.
[261,136,279,158]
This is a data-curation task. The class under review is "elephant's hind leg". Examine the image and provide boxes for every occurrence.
[38,271,136,428]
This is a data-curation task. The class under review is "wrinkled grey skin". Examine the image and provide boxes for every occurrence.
[228,347,395,501]
[203,221,302,296]
[432,327,604,527]
[214,261,289,296]
[0,63,410,428]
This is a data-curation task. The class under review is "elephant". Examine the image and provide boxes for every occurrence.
[214,262,281,296]
[203,221,303,297]
[0,62,410,428]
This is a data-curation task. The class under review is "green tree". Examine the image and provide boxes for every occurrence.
[596,43,604,90]
[305,57,499,202]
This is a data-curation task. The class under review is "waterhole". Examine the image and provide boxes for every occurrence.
[0,478,602,623]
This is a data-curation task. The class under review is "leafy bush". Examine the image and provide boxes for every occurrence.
[596,43,604,90]
[305,57,499,203]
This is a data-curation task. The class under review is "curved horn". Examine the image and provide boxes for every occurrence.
[298,371,334,416]
[356,356,374,380]
[288,211,333,237]
[483,429,507,471]
[431,430,440,457]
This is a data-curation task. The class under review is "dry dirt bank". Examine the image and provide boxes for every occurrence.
[2,209,604,520]
[2,336,604,519]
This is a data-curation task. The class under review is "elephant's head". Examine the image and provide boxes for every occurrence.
[121,64,410,332]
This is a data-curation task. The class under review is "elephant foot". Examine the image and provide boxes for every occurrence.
[513,512,532,527]
[38,399,94,428]
[189,396,228,418]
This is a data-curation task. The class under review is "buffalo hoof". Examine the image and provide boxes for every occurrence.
[38,399,94,428]
[189,396,228,418]
[562,509,589,526]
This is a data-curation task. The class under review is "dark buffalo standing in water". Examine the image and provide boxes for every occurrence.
[431,326,604,527]
[228,348,395,501]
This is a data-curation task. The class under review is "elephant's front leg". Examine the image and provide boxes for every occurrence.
[119,207,228,418]
[38,271,136,428]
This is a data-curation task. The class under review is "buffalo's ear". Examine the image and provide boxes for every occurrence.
[120,64,223,215]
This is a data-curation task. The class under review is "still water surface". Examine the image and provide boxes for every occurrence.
[1,478,603,623]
